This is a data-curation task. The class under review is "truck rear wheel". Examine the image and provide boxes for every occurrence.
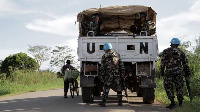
[143,88,155,104]
[82,87,94,103]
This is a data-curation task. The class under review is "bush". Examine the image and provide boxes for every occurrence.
[190,72,200,97]
[0,70,63,97]
[1,52,38,76]
[8,70,57,85]
[0,73,7,84]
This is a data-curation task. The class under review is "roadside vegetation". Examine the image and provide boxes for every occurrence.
[155,37,200,112]
[0,70,63,97]
[0,45,76,97]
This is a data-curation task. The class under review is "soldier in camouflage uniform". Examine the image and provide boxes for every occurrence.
[160,38,191,108]
[88,13,101,36]
[99,43,125,107]
[139,12,156,36]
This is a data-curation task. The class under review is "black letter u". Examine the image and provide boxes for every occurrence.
[87,43,95,54]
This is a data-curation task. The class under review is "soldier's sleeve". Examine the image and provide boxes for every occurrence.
[181,52,191,77]
[100,55,106,77]
[118,54,125,75]
[148,21,156,35]
[160,50,166,74]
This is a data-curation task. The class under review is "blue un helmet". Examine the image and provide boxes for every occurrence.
[92,13,99,18]
[140,12,147,18]
[170,38,180,45]
[103,43,112,50]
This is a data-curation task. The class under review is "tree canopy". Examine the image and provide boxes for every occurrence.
[28,45,51,71]
[50,45,75,71]
[0,52,38,76]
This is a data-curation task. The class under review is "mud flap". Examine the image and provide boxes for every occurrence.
[80,75,95,87]
[139,69,156,88]
[140,77,156,88]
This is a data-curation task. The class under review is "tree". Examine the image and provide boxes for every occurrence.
[0,52,38,76]
[194,36,200,56]
[50,46,75,71]
[28,45,51,71]
[192,36,200,74]
[0,60,2,74]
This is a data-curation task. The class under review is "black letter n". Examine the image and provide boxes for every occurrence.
[140,42,148,54]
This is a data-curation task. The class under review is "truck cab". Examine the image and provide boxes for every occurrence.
[77,5,158,104]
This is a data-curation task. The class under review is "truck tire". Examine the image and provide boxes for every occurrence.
[82,87,94,103]
[136,87,143,97]
[143,88,155,104]
[94,86,101,96]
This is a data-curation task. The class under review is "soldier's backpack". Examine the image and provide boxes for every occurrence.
[167,48,181,64]
[107,52,119,67]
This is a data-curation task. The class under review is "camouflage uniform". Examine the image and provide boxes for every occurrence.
[161,47,190,102]
[100,50,125,103]
[88,21,101,36]
[140,21,156,36]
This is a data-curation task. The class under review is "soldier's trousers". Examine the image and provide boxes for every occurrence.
[102,76,122,102]
[164,71,184,101]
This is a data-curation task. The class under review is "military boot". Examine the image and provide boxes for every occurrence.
[117,91,122,106]
[118,99,122,106]
[99,99,106,107]
[166,99,176,108]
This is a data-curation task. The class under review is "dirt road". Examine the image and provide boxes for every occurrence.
[0,88,173,112]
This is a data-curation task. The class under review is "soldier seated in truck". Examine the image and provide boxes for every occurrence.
[88,13,102,36]
[139,12,156,36]
[130,19,141,36]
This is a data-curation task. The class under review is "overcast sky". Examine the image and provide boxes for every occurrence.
[0,0,200,69]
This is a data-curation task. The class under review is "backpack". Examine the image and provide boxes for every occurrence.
[107,52,119,67]
[165,48,181,65]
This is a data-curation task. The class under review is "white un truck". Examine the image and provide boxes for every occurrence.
[77,5,158,104]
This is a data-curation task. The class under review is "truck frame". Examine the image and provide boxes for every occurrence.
[77,5,158,104]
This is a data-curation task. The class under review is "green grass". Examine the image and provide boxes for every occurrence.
[156,78,200,112]
[0,70,64,97]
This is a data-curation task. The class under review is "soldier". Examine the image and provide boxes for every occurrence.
[160,38,191,108]
[130,19,141,36]
[61,60,74,98]
[139,12,148,32]
[88,13,102,36]
[139,12,156,36]
[99,43,125,107]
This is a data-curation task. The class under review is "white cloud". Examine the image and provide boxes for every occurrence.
[0,0,39,16]
[25,14,78,37]
[190,0,200,13]
[0,0,19,15]
[157,1,200,52]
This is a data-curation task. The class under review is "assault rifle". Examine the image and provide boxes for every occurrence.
[120,74,128,100]
[185,78,193,103]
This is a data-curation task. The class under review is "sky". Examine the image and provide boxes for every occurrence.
[0,0,200,70]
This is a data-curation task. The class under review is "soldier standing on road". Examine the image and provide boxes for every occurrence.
[160,38,191,108]
[99,43,125,107]
[61,60,74,98]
